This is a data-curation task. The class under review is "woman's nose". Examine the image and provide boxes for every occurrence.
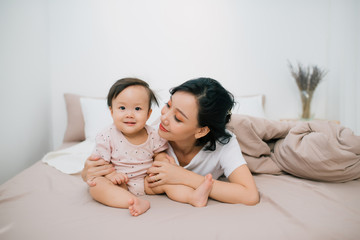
[160,107,169,125]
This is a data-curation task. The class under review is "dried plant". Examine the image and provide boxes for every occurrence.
[288,62,327,92]
[288,61,328,119]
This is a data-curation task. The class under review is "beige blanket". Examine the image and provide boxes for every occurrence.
[227,114,360,182]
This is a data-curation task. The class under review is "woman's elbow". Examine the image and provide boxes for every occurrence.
[237,189,260,206]
[245,191,260,206]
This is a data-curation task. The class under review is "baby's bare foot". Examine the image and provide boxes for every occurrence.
[190,173,213,207]
[128,198,150,216]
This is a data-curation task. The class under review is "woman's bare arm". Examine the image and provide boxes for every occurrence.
[210,165,259,205]
[147,162,259,205]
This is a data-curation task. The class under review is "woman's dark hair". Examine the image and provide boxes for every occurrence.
[170,77,235,151]
[107,78,158,110]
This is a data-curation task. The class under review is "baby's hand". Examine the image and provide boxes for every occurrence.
[105,171,128,185]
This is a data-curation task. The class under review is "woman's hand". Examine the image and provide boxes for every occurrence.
[146,160,185,187]
[81,155,115,186]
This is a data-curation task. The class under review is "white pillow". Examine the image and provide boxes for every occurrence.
[233,95,265,118]
[79,92,169,140]
[150,93,266,124]
[79,93,265,141]
[80,97,113,140]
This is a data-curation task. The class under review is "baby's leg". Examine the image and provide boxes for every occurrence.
[190,173,214,207]
[150,174,214,207]
[89,177,150,216]
[128,198,150,217]
[173,173,213,207]
[127,178,150,216]
[144,175,165,195]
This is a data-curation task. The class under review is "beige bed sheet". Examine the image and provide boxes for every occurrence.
[1,160,359,240]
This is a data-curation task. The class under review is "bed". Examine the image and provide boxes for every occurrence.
[1,93,360,240]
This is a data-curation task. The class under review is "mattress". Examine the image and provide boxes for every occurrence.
[1,159,359,240]
[2,94,359,240]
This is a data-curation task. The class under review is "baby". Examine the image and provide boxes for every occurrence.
[88,78,214,216]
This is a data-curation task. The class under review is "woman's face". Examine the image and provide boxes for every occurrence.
[158,91,202,143]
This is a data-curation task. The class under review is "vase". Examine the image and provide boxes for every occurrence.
[300,90,313,119]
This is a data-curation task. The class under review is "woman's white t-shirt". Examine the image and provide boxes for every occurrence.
[166,133,247,179]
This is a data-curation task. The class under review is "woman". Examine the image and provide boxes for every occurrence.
[82,77,259,205]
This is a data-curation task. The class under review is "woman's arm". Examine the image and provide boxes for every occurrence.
[211,165,259,205]
[147,160,201,187]
[81,155,115,186]
[147,162,259,205]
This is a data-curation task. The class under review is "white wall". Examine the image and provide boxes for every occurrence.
[1,0,358,184]
[327,0,359,134]
[49,0,359,149]
[0,0,51,184]
[357,1,360,130]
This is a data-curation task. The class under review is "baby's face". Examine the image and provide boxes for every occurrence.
[110,85,151,137]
